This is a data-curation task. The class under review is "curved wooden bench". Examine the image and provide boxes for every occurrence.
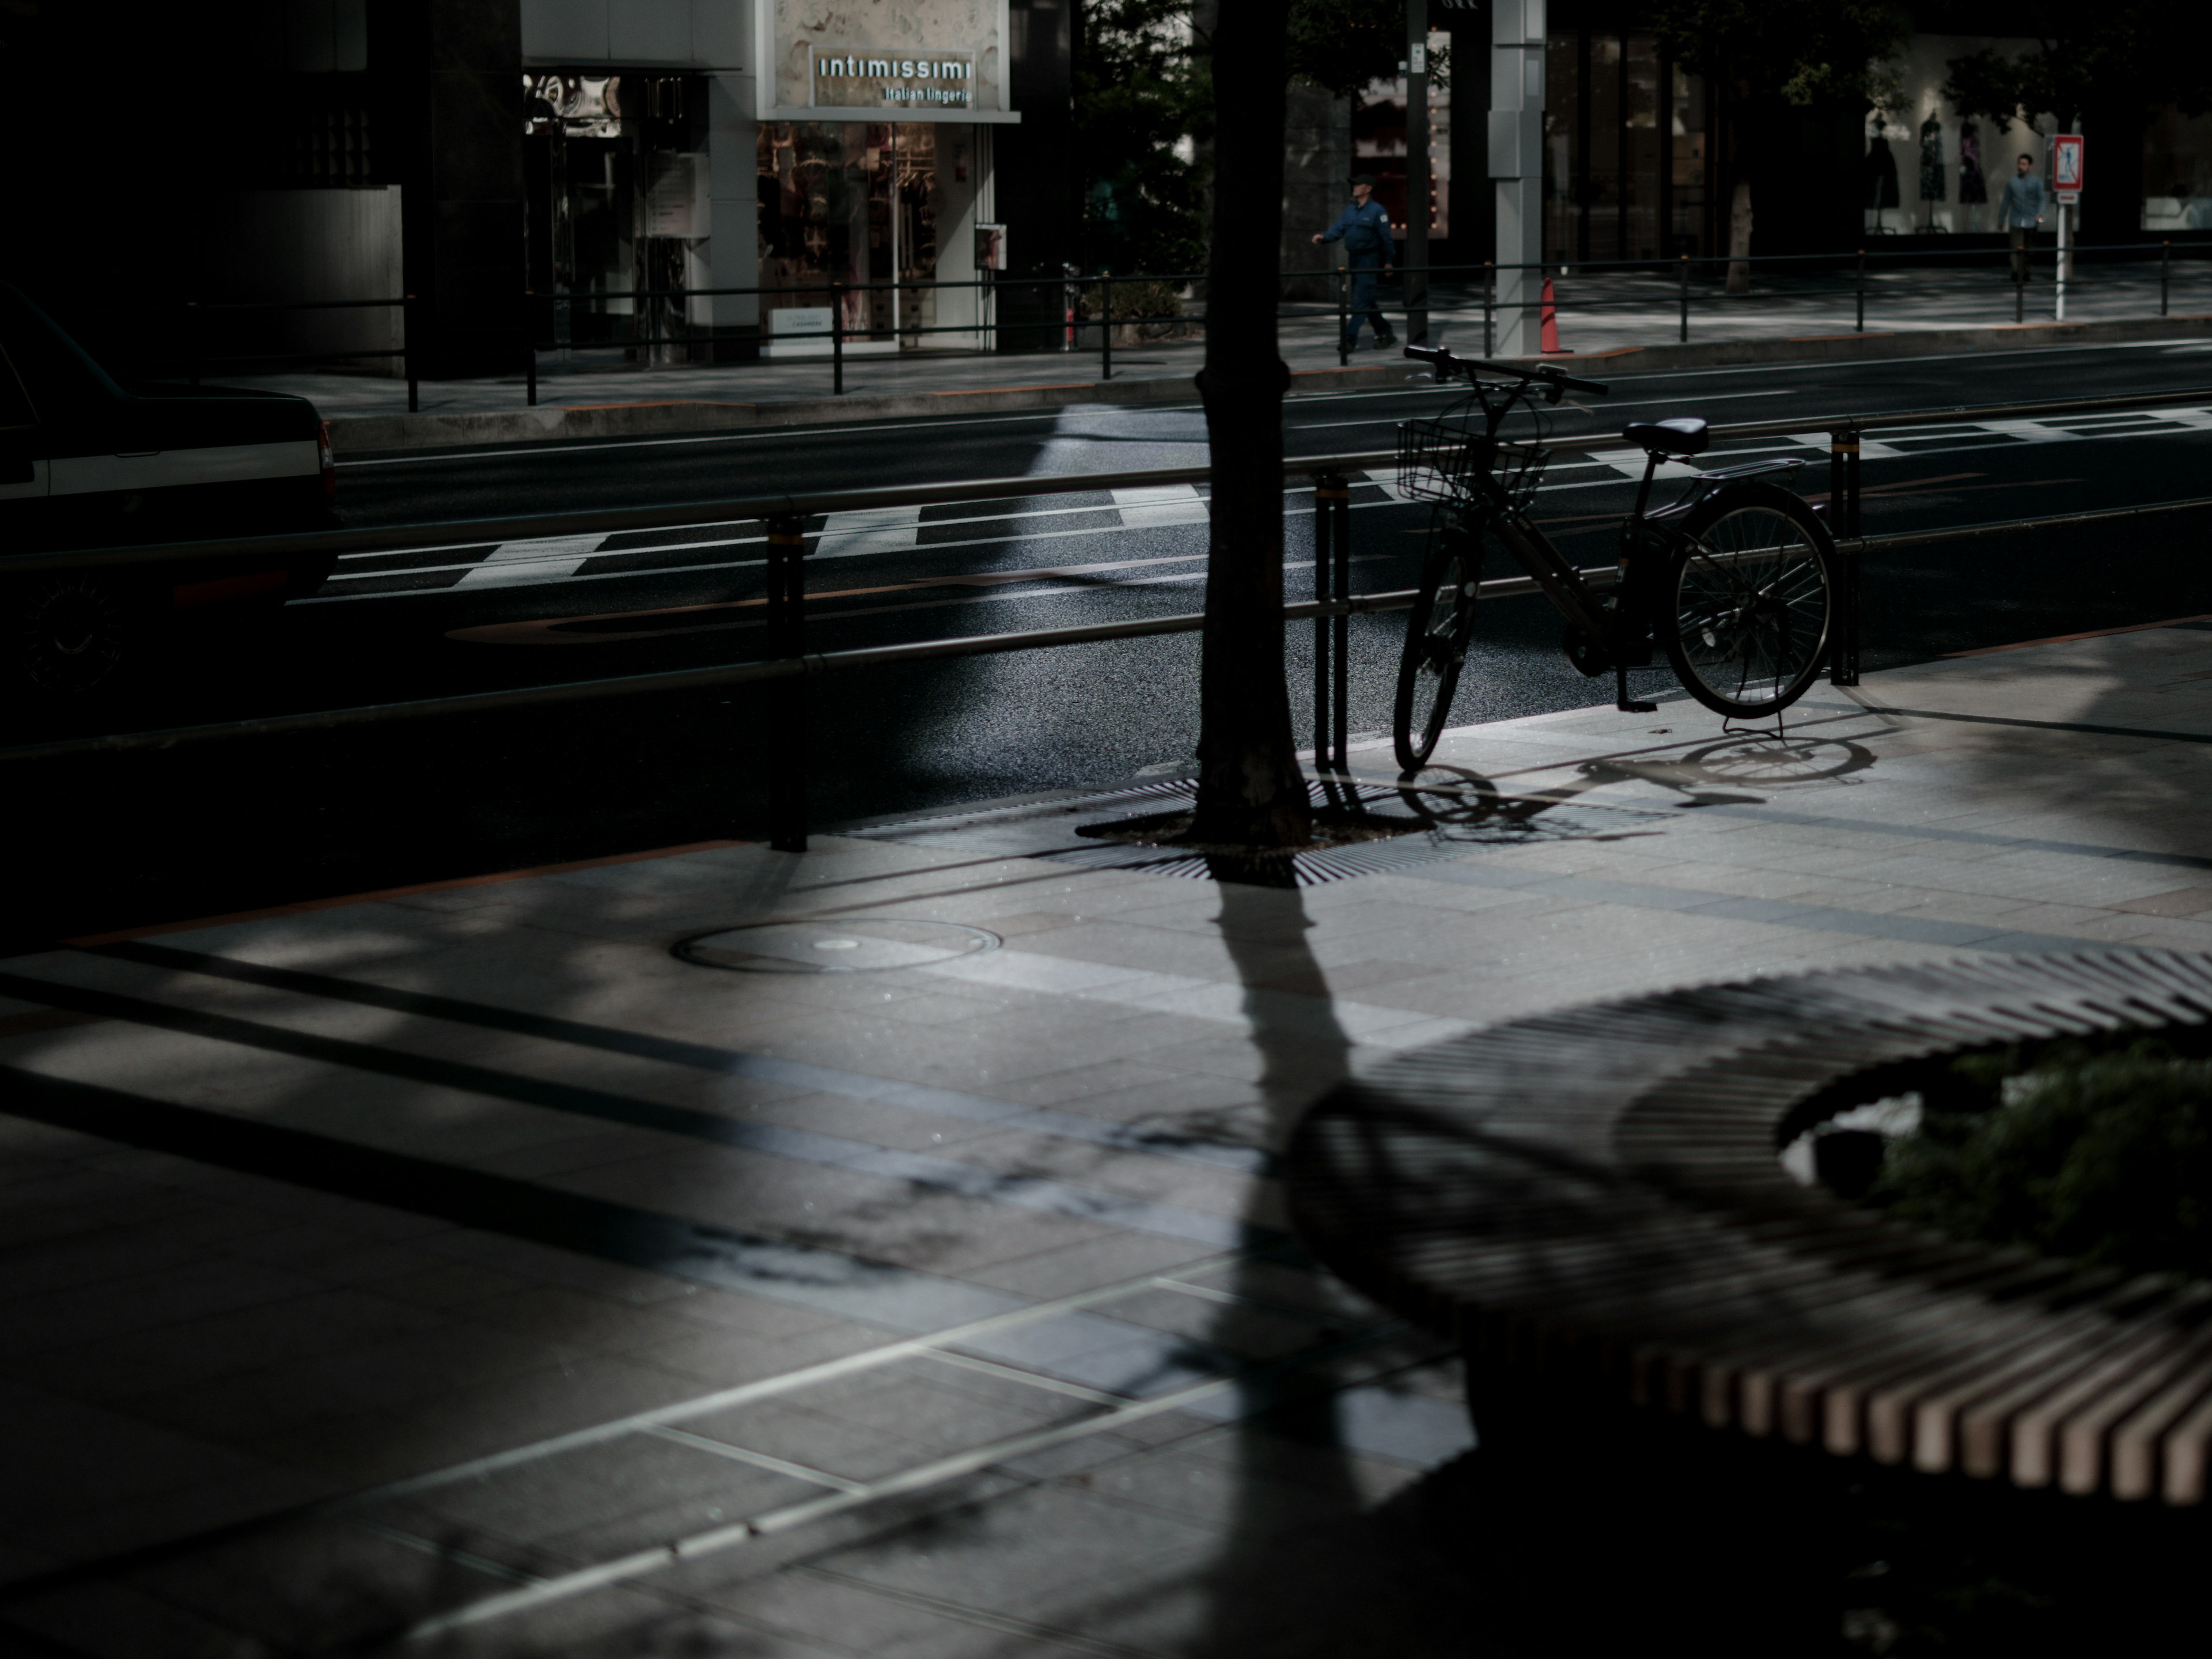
[1285,950,2212,1505]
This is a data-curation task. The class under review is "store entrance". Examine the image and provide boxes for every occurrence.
[758,122,950,344]
[525,73,708,361]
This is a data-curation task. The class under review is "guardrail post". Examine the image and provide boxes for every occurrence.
[831,281,845,396]
[1679,253,1690,344]
[1829,426,1861,687]
[2163,241,2172,316]
[766,513,810,852]
[404,293,419,414]
[1855,249,1866,334]
[1336,267,1350,368]
[1101,273,1113,382]
[1312,474,1343,768]
[524,290,537,407]
[1331,475,1350,767]
[1483,261,1495,357]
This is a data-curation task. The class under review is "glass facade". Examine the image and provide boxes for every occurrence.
[1348,34,1452,239]
[2145,108,2212,232]
[1542,28,1707,263]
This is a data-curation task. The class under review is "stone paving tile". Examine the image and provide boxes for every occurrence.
[382,1436,822,1555]
[801,1479,1221,1626]
[952,1233,1225,1301]
[631,1315,893,1388]
[0,1377,284,1519]
[4,1287,448,1406]
[14,630,2212,1654]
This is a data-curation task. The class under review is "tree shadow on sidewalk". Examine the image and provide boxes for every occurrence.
[1181,878,1502,1659]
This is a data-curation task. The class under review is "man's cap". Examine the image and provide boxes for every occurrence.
[1349,172,1377,187]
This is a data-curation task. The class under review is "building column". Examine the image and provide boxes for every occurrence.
[1488,0,1544,356]
[706,71,760,357]
[370,0,526,378]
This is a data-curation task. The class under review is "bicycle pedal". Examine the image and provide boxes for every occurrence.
[1617,699,1660,713]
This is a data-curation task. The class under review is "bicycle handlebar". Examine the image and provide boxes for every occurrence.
[1403,344,1611,398]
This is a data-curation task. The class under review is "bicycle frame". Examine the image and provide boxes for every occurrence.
[1429,361,1808,654]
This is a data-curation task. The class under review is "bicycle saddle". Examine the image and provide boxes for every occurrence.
[1623,417,1710,456]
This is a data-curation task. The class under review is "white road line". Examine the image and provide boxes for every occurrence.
[335,409,1195,467]
[1290,385,1805,430]
[450,533,611,589]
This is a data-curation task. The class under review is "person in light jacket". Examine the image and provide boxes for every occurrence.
[1313,174,1398,351]
[2003,153,2048,279]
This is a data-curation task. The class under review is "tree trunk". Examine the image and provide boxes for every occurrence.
[1187,0,1310,848]
[1726,179,1753,293]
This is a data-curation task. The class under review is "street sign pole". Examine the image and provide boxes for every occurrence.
[2056,200,2069,320]
[1489,0,1546,357]
[1406,0,1430,346]
[2050,133,2084,322]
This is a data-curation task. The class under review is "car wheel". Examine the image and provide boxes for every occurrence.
[11,574,138,695]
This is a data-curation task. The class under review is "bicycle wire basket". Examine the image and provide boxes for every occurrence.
[1396,417,1551,512]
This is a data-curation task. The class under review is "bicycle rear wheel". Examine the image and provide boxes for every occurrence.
[1661,484,1835,719]
[1393,527,1480,771]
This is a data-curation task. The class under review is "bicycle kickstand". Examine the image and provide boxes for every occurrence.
[1615,664,1657,715]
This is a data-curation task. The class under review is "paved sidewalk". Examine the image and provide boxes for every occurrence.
[222,262,2212,425]
[5,622,2212,1654]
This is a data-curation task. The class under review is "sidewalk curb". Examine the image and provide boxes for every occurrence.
[328,312,2212,456]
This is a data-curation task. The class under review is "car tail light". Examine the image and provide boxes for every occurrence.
[319,421,336,501]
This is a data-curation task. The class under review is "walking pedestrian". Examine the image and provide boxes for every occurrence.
[2003,152,2048,279]
[1313,173,1397,351]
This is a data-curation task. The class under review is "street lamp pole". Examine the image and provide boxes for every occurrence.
[1405,0,1430,346]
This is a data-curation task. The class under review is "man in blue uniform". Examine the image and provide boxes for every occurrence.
[1313,173,1398,351]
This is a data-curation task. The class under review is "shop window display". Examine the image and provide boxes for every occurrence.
[2144,107,2212,231]
[757,122,946,343]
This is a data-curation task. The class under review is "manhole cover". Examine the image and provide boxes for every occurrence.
[673,918,1001,975]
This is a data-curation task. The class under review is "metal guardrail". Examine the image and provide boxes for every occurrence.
[10,384,2212,855]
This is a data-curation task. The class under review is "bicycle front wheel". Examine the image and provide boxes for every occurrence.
[1661,485,1835,718]
[1393,529,1480,771]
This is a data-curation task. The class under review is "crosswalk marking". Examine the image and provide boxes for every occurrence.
[450,532,610,588]
[816,504,922,555]
[1111,483,1210,527]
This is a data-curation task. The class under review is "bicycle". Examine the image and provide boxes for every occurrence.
[1391,345,1838,772]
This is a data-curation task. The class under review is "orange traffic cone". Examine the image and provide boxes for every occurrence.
[1539,276,1566,353]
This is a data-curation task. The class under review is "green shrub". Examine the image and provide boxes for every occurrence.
[1873,1036,2212,1278]
[1073,279,1186,327]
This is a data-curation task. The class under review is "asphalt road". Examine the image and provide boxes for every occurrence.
[9,337,2212,941]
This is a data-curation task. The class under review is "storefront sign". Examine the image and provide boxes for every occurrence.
[810,48,975,108]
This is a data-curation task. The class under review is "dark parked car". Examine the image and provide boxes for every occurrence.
[1,282,339,694]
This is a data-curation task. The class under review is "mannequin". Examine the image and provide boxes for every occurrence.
[1865,114,1901,230]
[1919,115,1946,229]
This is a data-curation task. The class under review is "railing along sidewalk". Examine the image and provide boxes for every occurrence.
[106,240,2212,410]
[10,385,2212,855]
